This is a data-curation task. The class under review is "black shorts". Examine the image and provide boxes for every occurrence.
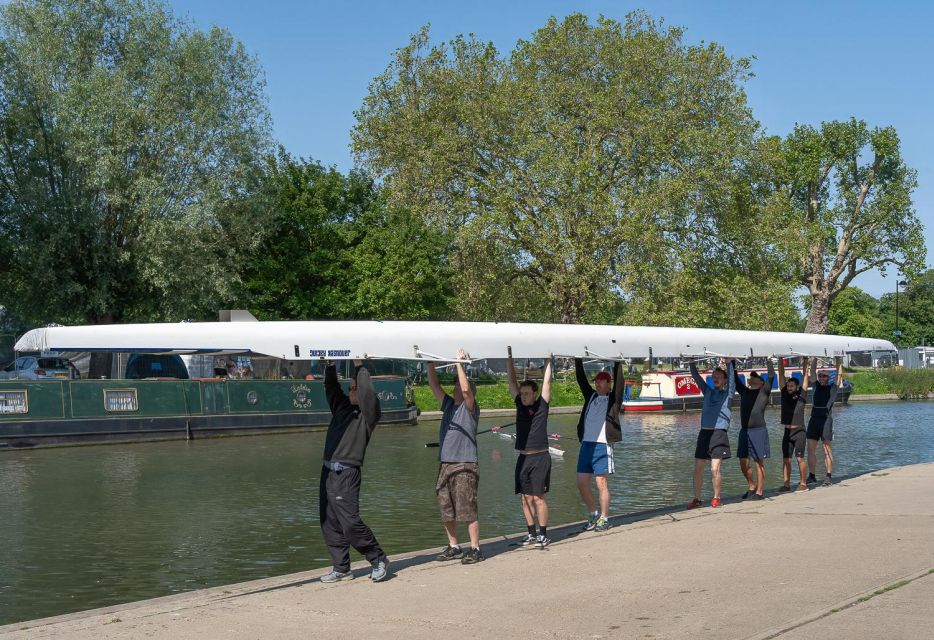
[694,429,731,460]
[782,427,806,458]
[515,452,551,495]
[806,415,833,442]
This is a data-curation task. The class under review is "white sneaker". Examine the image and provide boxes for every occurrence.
[519,533,536,546]
[320,569,353,583]
[536,535,551,548]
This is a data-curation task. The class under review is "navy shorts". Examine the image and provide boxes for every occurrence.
[746,426,770,460]
[736,427,749,458]
[694,429,731,460]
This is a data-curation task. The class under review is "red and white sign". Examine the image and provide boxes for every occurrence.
[674,375,702,397]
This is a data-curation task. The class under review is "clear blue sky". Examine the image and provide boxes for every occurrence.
[171,0,933,298]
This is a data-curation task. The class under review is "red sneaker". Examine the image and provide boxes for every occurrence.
[710,497,722,508]
[686,498,703,510]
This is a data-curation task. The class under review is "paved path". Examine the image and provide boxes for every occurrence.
[3,463,933,639]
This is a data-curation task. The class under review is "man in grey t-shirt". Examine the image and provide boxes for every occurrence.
[427,348,483,564]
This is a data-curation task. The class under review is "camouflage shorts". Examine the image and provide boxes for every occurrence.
[436,462,479,522]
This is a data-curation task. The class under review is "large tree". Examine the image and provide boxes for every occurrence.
[352,13,764,323]
[0,0,271,326]
[772,119,925,333]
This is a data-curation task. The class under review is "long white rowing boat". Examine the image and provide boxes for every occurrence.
[14,320,894,361]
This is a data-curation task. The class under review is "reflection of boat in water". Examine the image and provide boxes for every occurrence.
[622,367,852,413]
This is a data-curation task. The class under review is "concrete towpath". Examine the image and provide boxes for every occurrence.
[3,463,933,640]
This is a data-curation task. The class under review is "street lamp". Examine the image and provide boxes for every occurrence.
[894,278,908,344]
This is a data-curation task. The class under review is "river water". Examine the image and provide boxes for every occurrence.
[2,401,933,624]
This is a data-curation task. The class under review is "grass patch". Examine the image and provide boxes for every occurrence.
[846,369,934,399]
[414,379,585,411]
[870,472,890,477]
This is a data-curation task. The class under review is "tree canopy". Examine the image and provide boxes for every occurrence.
[352,12,793,325]
[0,0,271,325]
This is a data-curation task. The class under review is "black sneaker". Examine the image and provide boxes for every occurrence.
[435,545,463,561]
[741,491,751,500]
[536,535,551,548]
[461,547,484,564]
[806,474,817,485]
[751,493,765,501]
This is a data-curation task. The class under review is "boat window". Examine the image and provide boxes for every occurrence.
[0,390,28,414]
[104,389,139,412]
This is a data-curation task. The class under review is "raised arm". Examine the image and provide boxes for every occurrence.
[726,360,736,395]
[763,359,776,396]
[732,359,748,393]
[575,358,593,396]
[689,360,707,394]
[455,348,475,412]
[835,356,845,388]
[324,362,350,414]
[541,354,553,404]
[506,347,519,398]
[800,357,810,389]
[611,360,624,404]
[426,362,447,404]
[777,357,786,385]
[353,360,380,427]
[809,357,818,386]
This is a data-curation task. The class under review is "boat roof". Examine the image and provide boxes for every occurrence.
[14,321,896,362]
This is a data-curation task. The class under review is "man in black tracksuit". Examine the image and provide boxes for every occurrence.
[318,359,389,583]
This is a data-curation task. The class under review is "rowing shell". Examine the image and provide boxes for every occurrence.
[14,320,894,361]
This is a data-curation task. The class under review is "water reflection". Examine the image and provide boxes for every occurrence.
[1,401,932,624]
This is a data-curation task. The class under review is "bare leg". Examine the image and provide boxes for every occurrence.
[692,459,706,500]
[755,459,766,495]
[577,473,596,513]
[531,495,548,527]
[710,458,722,499]
[807,439,819,475]
[442,521,458,547]
[594,475,610,517]
[823,442,834,475]
[520,494,535,526]
[740,457,755,490]
[782,458,791,487]
[796,455,809,490]
[467,520,479,548]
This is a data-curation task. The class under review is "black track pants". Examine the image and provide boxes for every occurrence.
[319,465,386,572]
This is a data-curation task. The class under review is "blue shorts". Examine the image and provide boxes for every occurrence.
[577,441,615,475]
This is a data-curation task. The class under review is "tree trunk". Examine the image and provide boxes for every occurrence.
[805,293,831,334]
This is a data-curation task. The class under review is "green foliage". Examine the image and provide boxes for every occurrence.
[878,270,934,346]
[414,379,585,411]
[0,0,271,325]
[238,151,454,320]
[769,118,925,333]
[353,13,770,324]
[827,287,885,337]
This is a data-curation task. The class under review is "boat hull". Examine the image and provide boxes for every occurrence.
[0,378,417,450]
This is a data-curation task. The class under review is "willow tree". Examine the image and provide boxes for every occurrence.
[773,119,924,333]
[352,13,761,323]
[0,0,271,326]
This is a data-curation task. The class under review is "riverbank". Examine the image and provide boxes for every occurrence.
[414,370,934,412]
[5,462,932,639]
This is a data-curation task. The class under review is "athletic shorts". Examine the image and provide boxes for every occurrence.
[694,428,731,460]
[736,427,749,458]
[782,427,806,458]
[515,451,552,495]
[806,415,833,442]
[746,426,770,461]
[576,441,615,475]
[436,462,479,522]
